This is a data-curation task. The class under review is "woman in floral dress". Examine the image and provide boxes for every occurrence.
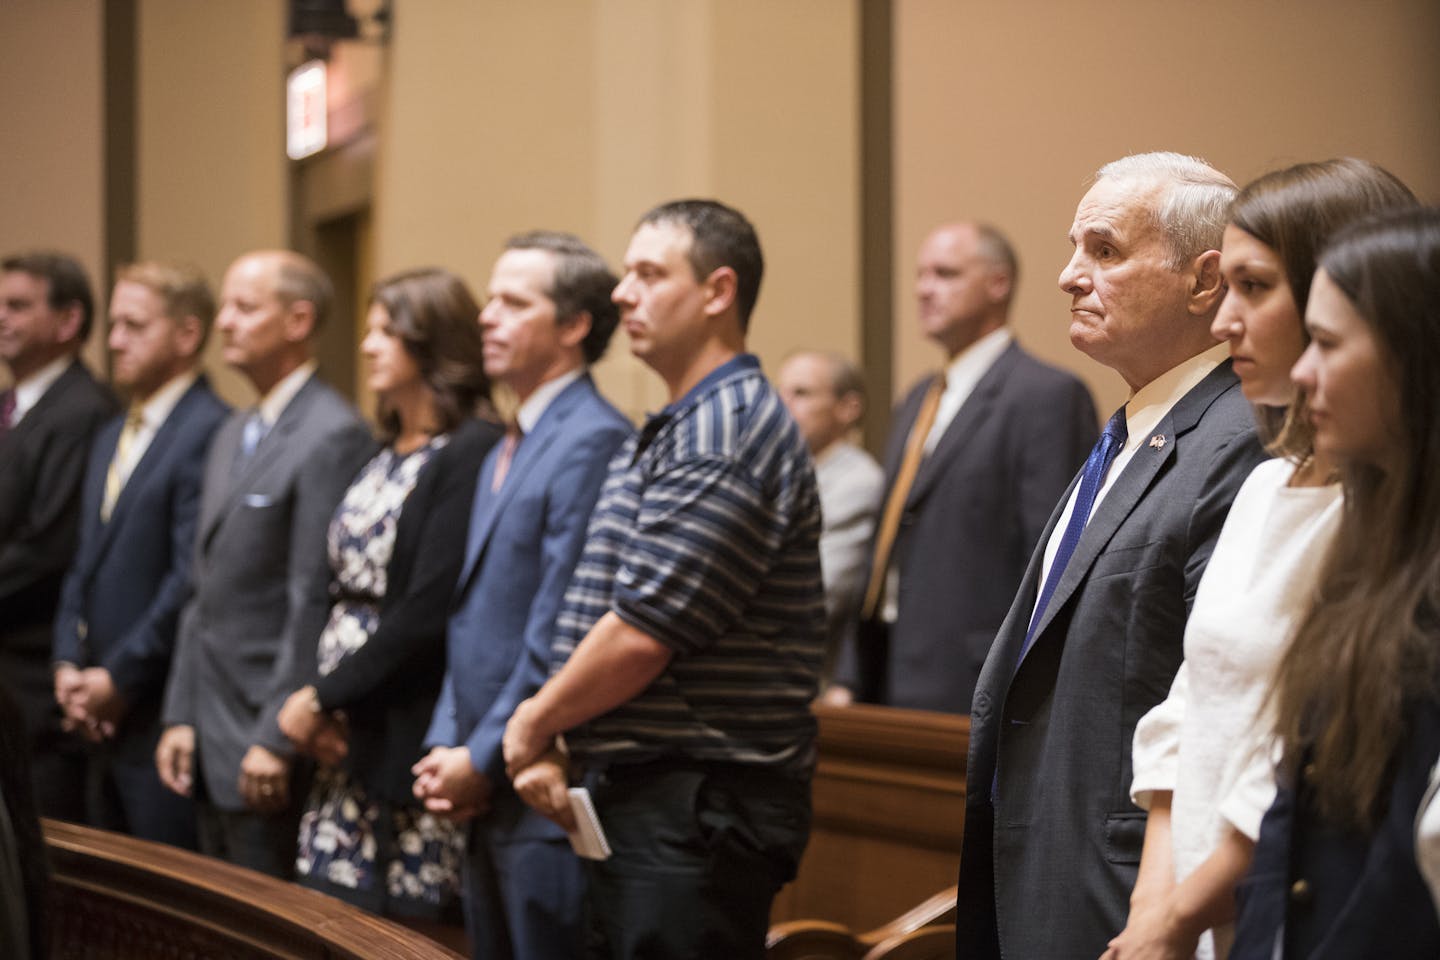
[277,268,501,919]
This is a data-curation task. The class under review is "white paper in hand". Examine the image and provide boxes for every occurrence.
[566,787,611,861]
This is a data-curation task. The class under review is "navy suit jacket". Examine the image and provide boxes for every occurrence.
[53,375,229,765]
[1231,694,1440,960]
[957,361,1267,959]
[428,374,631,841]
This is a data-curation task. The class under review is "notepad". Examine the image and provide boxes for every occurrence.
[566,787,611,861]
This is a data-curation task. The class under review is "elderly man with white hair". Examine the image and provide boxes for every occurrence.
[957,153,1269,959]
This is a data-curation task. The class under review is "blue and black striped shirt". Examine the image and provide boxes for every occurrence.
[553,354,825,777]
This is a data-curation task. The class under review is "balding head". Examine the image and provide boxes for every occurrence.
[216,250,331,394]
[777,350,867,456]
[915,222,1017,358]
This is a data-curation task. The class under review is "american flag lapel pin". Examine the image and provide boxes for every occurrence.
[1149,434,1166,449]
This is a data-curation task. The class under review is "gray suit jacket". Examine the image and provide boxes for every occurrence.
[956,360,1267,959]
[839,340,1097,712]
[162,374,371,811]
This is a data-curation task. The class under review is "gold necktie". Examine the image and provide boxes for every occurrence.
[101,408,145,523]
[860,375,945,620]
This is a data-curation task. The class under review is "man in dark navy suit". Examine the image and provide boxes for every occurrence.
[53,261,229,848]
[413,232,630,959]
[0,251,117,822]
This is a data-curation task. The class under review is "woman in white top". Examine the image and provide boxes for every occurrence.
[1101,159,1417,960]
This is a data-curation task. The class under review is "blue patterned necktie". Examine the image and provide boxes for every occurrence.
[1016,406,1128,667]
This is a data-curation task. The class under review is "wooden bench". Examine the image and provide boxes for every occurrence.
[42,819,462,959]
[768,884,956,960]
[771,704,967,932]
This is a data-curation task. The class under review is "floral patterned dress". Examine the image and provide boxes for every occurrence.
[295,437,464,918]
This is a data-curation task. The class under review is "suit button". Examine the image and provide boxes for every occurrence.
[1290,878,1311,905]
[77,620,88,641]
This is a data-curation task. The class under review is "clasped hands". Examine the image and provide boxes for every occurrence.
[407,698,574,831]
[54,663,124,743]
[276,685,350,767]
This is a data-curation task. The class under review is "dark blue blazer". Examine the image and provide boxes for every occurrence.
[52,375,229,764]
[1231,694,1440,959]
[428,374,631,841]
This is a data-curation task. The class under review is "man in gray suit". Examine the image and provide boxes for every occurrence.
[956,154,1268,958]
[832,222,1096,712]
[156,250,370,878]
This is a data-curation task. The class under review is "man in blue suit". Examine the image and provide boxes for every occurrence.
[52,261,229,847]
[413,231,631,959]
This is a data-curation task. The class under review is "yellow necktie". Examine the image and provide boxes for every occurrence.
[860,375,945,620]
[102,408,145,523]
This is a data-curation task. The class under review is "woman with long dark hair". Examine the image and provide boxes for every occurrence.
[1229,207,1440,957]
[276,268,501,919]
[1105,161,1415,960]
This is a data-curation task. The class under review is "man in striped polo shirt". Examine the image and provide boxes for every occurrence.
[503,199,825,958]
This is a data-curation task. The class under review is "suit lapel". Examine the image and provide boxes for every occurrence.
[455,377,588,596]
[92,380,206,562]
[1015,360,1239,668]
[72,417,122,586]
[199,414,243,552]
[907,344,1018,508]
[202,376,319,548]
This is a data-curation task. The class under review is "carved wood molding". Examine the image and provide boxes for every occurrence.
[42,819,461,959]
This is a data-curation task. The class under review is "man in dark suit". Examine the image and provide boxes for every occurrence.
[413,232,630,959]
[52,261,229,848]
[957,153,1269,958]
[831,222,1096,713]
[0,252,117,821]
[156,250,370,878]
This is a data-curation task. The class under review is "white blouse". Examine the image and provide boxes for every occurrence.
[1130,458,1342,959]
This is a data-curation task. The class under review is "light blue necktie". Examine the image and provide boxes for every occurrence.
[240,410,267,460]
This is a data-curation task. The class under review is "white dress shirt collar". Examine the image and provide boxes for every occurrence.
[11,354,72,424]
[256,359,317,427]
[515,367,584,434]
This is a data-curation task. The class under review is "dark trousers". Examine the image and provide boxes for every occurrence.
[580,762,811,960]
[196,801,300,880]
[464,822,585,960]
[87,750,197,850]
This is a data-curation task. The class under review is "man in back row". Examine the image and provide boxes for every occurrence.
[959,153,1268,958]
[833,222,1096,712]
[503,200,825,959]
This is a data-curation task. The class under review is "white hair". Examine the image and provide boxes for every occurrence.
[1096,152,1238,269]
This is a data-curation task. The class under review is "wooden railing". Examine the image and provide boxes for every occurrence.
[40,704,967,957]
[42,819,462,959]
[769,885,956,960]
[770,703,967,933]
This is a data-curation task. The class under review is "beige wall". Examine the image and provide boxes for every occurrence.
[0,0,106,382]
[893,0,1440,420]
[135,0,289,407]
[377,0,861,422]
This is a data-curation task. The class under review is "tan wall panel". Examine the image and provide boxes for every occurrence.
[379,0,861,422]
[894,0,1440,419]
[0,0,107,382]
[135,0,288,408]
